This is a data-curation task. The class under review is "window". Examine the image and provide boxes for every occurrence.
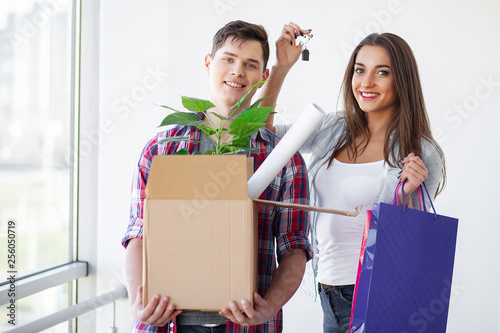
[0,0,77,330]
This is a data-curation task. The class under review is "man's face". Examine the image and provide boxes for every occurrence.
[205,38,269,113]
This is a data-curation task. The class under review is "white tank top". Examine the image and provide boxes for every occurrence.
[314,158,387,286]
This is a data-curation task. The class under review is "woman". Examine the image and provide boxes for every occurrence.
[260,23,446,333]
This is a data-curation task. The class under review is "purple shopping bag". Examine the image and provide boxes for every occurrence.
[349,182,459,333]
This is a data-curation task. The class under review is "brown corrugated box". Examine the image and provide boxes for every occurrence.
[143,154,361,311]
[143,155,258,310]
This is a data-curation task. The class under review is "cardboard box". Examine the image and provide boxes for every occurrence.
[143,155,257,311]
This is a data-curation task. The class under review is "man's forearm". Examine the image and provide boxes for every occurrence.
[124,238,143,304]
[262,248,307,312]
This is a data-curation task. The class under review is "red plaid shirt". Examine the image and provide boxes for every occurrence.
[122,125,312,333]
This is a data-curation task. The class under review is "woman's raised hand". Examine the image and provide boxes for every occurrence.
[274,22,312,70]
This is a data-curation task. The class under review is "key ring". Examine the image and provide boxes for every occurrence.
[299,33,313,61]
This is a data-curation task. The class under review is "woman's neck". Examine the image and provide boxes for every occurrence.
[366,109,393,139]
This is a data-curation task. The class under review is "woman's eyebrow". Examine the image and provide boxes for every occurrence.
[355,62,390,68]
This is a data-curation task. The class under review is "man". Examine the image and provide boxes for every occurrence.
[122,20,312,333]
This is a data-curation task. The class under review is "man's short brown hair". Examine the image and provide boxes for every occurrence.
[211,20,270,70]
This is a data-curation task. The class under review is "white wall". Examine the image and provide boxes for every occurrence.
[88,0,500,332]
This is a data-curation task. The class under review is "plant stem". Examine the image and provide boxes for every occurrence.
[203,111,217,131]
[216,130,222,155]
[218,104,242,152]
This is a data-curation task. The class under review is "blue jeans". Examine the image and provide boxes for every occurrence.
[318,283,354,333]
[177,325,226,333]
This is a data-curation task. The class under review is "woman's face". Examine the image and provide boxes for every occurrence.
[352,45,397,116]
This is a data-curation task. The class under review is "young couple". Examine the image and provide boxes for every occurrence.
[122,20,446,333]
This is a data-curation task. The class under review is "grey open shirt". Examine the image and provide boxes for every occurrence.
[275,110,444,290]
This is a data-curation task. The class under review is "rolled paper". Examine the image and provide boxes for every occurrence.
[247,103,326,199]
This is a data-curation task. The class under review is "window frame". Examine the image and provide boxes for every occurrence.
[0,0,84,326]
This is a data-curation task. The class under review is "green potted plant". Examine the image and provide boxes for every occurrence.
[156,81,274,155]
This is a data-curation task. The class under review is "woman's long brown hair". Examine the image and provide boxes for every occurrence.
[328,33,446,197]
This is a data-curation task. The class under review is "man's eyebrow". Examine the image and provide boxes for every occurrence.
[355,62,391,68]
[222,51,237,57]
[222,51,260,65]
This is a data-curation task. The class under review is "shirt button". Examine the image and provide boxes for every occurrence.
[169,323,174,327]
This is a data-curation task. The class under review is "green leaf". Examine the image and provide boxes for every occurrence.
[240,95,273,113]
[211,112,233,122]
[230,136,250,148]
[154,136,191,146]
[158,104,182,113]
[229,122,266,139]
[174,148,190,155]
[231,80,268,110]
[223,146,257,154]
[200,125,217,138]
[234,106,275,124]
[160,112,206,127]
[229,106,275,138]
[181,96,215,112]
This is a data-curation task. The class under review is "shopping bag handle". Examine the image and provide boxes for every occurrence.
[421,182,438,220]
[394,181,438,221]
